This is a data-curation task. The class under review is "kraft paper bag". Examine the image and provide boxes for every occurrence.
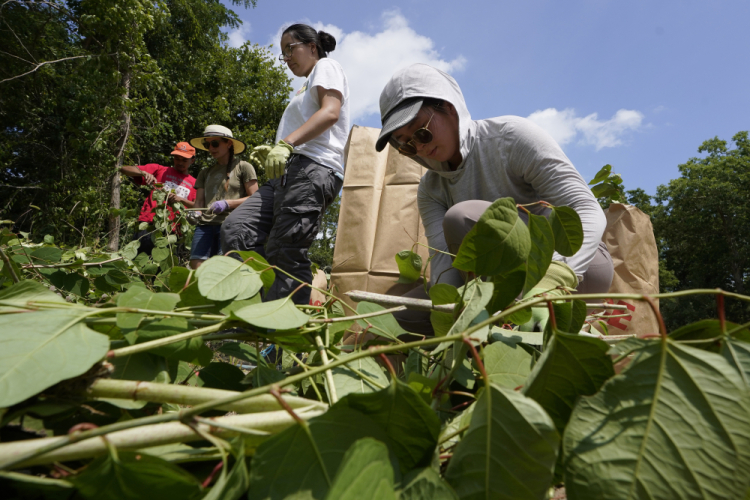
[309,270,328,306]
[330,126,429,311]
[592,203,660,336]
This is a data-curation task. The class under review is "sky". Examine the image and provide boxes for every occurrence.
[224,0,750,196]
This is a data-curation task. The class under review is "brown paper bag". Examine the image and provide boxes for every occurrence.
[330,126,429,311]
[309,270,328,306]
[592,203,660,335]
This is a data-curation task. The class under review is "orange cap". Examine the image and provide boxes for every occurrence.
[171,142,196,158]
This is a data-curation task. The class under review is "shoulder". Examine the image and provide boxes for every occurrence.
[140,163,165,173]
[235,160,256,177]
[310,58,347,82]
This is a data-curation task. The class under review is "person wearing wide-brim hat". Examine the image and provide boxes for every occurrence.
[187,124,258,269]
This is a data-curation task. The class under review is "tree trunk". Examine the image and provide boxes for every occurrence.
[107,68,132,252]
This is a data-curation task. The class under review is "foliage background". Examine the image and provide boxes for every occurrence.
[0,0,290,248]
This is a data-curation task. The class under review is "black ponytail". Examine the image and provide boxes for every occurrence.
[282,23,336,58]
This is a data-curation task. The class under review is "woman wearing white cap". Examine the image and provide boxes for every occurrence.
[221,23,349,305]
[375,64,614,334]
[188,125,258,269]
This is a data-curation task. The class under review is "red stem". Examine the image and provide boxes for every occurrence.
[201,461,224,488]
[546,297,558,332]
[270,386,305,425]
[463,338,488,384]
[379,353,397,378]
[642,295,667,339]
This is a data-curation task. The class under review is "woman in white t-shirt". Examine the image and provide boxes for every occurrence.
[221,24,349,305]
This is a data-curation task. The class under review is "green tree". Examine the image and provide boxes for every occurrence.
[653,131,750,328]
[309,194,340,272]
[0,0,288,249]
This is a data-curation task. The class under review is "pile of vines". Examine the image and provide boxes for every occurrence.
[1,197,749,500]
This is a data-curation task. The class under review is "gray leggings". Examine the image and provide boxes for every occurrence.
[393,200,614,335]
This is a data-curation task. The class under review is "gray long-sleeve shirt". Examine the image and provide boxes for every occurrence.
[379,64,607,286]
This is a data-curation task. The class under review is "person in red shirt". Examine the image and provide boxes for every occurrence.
[120,142,197,256]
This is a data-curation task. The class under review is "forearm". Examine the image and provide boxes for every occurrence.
[120,165,145,178]
[226,197,247,210]
[177,198,195,208]
[283,107,339,146]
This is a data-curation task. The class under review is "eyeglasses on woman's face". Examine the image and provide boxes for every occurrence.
[396,112,435,156]
[203,139,226,149]
[278,42,305,61]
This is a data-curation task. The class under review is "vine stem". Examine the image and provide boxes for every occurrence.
[0,247,20,283]
[312,333,338,404]
[107,322,227,359]
[307,305,406,323]
[717,292,726,334]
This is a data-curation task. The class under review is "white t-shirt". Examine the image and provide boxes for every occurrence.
[275,58,350,175]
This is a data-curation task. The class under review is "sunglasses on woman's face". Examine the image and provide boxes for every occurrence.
[203,139,225,149]
[397,112,435,156]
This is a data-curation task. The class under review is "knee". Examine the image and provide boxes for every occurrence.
[443,201,482,254]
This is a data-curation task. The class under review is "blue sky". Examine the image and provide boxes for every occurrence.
[225,0,750,196]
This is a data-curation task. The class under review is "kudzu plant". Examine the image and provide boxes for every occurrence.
[1,197,750,500]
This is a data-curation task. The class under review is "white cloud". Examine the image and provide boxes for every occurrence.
[227,24,251,48]
[267,11,466,122]
[527,107,644,150]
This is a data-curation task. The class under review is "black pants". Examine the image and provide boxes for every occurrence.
[221,155,342,305]
[132,229,155,257]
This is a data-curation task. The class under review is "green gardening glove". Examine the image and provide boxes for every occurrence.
[250,145,272,170]
[264,140,294,179]
[519,261,578,332]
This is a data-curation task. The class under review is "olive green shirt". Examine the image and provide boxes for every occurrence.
[195,158,257,225]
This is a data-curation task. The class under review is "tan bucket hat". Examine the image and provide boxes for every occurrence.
[190,124,246,154]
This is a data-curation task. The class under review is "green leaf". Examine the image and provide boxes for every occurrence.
[168,266,191,292]
[453,198,531,276]
[395,250,423,284]
[121,240,140,261]
[195,256,262,301]
[0,279,65,312]
[43,234,55,244]
[588,164,612,185]
[523,332,614,433]
[669,319,750,351]
[62,272,88,296]
[332,353,389,398]
[231,297,310,330]
[195,362,245,392]
[399,467,458,500]
[218,342,265,366]
[486,264,526,316]
[248,407,393,500]
[523,214,555,294]
[202,437,249,500]
[429,284,460,337]
[549,206,583,257]
[325,438,397,500]
[70,450,201,500]
[355,301,408,340]
[116,287,180,329]
[448,281,494,337]
[0,310,110,407]
[30,246,63,264]
[563,341,750,500]
[721,336,750,387]
[337,380,441,473]
[132,318,203,362]
[234,250,275,292]
[152,247,170,262]
[248,365,286,388]
[542,299,588,345]
[483,337,535,389]
[445,384,559,499]
[111,352,175,385]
